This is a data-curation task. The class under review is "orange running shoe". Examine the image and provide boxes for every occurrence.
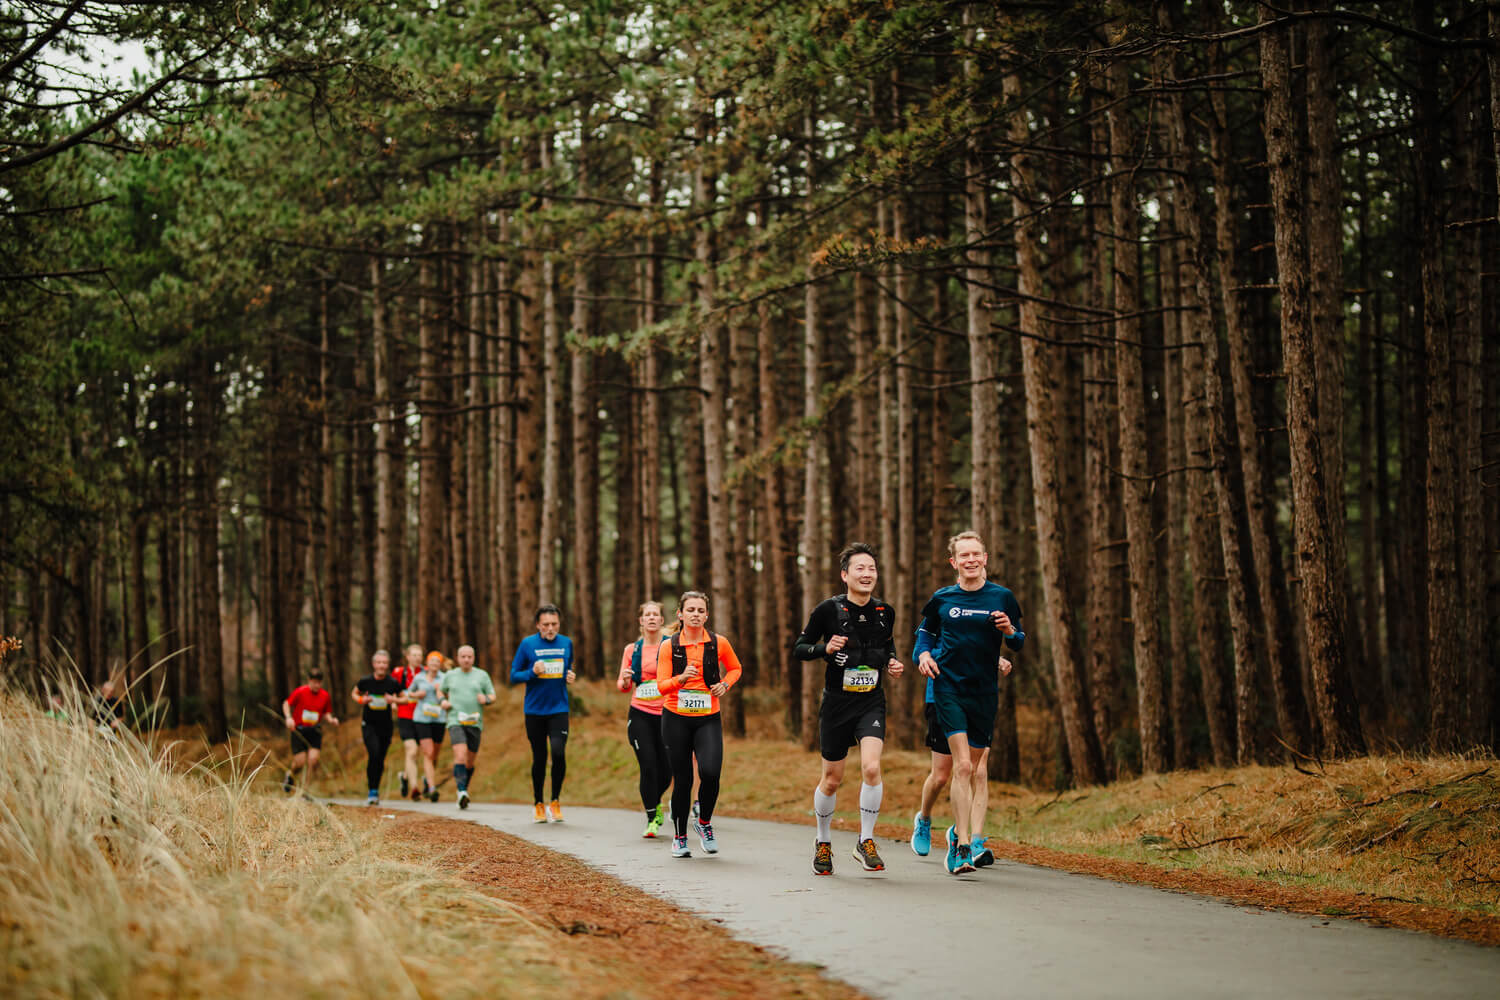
[533,802,547,823]
[548,800,564,823]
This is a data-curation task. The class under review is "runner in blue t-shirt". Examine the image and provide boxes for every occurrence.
[913,530,1025,874]
[509,603,577,823]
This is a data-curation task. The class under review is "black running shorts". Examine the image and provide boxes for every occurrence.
[931,685,998,750]
[818,692,887,762]
[414,722,446,743]
[290,725,322,754]
[923,702,949,755]
[397,717,419,741]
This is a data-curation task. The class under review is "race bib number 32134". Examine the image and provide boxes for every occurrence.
[842,667,879,693]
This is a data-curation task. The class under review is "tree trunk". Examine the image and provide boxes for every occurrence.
[572,121,602,675]
[416,255,447,648]
[798,111,826,753]
[1415,16,1461,749]
[965,6,998,552]
[1108,58,1168,774]
[539,137,562,604]
[1084,75,1122,767]
[466,227,489,651]
[1010,71,1105,785]
[194,371,227,743]
[493,213,518,652]
[1210,55,1312,756]
[757,296,793,728]
[1161,224,1197,769]
[514,147,545,613]
[1260,12,1365,757]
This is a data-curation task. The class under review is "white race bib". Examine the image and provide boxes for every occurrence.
[535,658,565,679]
[676,689,712,715]
[842,667,879,693]
[419,702,443,720]
[633,680,661,702]
[457,711,480,726]
[299,708,320,725]
[367,696,387,710]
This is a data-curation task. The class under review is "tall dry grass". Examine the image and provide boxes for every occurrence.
[0,681,570,999]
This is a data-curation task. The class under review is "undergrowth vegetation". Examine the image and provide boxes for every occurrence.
[990,755,1500,915]
[0,683,621,999]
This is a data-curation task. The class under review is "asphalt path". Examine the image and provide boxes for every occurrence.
[355,799,1499,999]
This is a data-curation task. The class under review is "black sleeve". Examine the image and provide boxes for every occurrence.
[355,677,371,694]
[792,599,838,660]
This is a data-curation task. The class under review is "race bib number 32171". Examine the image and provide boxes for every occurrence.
[676,690,712,715]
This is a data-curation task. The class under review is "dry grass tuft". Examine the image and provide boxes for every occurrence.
[0,683,610,999]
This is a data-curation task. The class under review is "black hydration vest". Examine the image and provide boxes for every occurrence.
[671,631,720,685]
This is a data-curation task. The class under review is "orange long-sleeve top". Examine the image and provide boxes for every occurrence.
[655,630,742,717]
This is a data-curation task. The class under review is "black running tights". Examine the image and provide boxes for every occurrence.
[661,711,722,838]
[525,712,569,802]
[627,706,672,818]
[361,716,394,791]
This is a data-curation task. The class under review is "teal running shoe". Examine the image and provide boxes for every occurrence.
[946,843,976,875]
[911,811,932,856]
[972,836,995,868]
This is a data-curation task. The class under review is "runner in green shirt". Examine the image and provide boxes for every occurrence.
[439,645,495,810]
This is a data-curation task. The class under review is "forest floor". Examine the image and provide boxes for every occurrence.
[202,679,1500,946]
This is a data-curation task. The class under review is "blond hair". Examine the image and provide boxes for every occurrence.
[947,530,985,559]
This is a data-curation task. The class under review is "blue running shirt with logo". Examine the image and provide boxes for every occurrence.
[913,581,1025,694]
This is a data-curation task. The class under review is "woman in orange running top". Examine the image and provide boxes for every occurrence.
[616,600,671,838]
[656,590,741,857]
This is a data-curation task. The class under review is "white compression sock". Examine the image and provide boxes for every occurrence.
[813,787,837,842]
[859,782,883,841]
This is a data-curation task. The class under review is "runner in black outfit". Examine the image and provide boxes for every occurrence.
[352,649,405,805]
[793,542,904,875]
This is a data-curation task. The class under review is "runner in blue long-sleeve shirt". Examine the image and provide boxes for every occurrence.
[510,603,577,822]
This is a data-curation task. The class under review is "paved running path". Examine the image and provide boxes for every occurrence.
[359,800,1498,999]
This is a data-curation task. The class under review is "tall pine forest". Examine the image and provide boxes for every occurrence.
[2,0,1497,785]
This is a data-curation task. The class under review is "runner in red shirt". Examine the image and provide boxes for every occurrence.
[281,669,339,793]
[390,643,427,799]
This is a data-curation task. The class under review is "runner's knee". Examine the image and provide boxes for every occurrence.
[861,761,881,786]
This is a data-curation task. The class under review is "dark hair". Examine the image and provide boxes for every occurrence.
[308,669,324,681]
[839,542,878,573]
[535,603,561,623]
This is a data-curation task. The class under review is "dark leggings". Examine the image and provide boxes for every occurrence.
[661,711,722,838]
[525,712,569,802]
[361,716,394,791]
[627,706,672,818]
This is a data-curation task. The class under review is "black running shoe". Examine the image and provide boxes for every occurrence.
[853,838,886,872]
[399,774,409,799]
[813,841,834,876]
[281,771,294,794]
